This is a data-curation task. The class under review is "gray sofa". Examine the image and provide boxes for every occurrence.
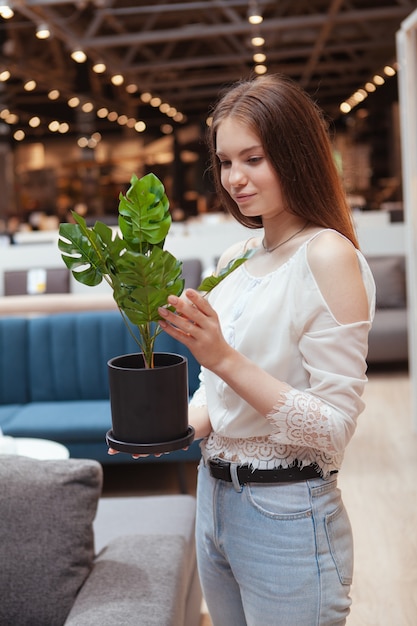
[366,254,408,365]
[0,455,201,626]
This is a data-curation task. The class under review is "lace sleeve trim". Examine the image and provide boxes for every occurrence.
[266,388,338,454]
[201,432,342,476]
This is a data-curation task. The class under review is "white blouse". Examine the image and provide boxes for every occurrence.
[190,230,376,477]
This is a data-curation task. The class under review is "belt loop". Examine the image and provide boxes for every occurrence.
[230,463,243,493]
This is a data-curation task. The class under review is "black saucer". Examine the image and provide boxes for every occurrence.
[106,426,195,455]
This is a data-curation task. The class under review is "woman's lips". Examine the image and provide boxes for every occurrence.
[234,193,255,203]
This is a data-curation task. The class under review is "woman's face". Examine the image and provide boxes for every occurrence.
[215,116,286,221]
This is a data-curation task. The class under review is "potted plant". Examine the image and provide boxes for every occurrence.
[58,172,252,455]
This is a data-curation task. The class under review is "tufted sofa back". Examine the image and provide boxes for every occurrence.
[0,311,200,406]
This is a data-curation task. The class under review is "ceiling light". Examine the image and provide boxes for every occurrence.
[373,74,385,86]
[135,121,146,132]
[340,102,352,114]
[92,61,106,73]
[97,107,108,118]
[150,96,162,107]
[0,70,10,81]
[383,65,396,77]
[126,83,138,94]
[251,35,265,47]
[29,116,41,128]
[352,90,366,103]
[365,82,376,93]
[140,92,152,103]
[161,124,173,134]
[24,80,37,91]
[71,49,87,63]
[253,52,266,63]
[36,23,50,40]
[68,97,80,108]
[248,0,263,25]
[254,64,267,75]
[13,130,25,141]
[0,2,14,19]
[111,74,124,86]
[48,90,60,100]
[81,101,94,112]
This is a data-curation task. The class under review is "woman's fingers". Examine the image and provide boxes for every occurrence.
[158,289,215,336]
[159,287,229,370]
[108,448,142,459]
[108,448,167,459]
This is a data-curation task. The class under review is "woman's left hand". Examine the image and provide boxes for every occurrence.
[158,288,231,371]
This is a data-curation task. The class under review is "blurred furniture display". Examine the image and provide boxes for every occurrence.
[0,292,117,316]
[4,267,70,295]
[181,257,203,290]
[0,310,202,468]
[0,258,203,316]
[366,254,408,364]
[0,455,201,626]
[0,435,70,459]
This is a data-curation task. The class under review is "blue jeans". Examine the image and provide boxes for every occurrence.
[196,462,353,626]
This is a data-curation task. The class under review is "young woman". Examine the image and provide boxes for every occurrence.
[122,74,375,625]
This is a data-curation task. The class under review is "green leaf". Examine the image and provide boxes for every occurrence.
[198,248,256,293]
[58,218,109,287]
[118,172,171,250]
[113,247,184,325]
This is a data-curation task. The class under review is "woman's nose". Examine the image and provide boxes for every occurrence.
[228,163,246,185]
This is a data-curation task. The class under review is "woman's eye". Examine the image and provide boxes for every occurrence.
[248,156,262,164]
[219,160,231,168]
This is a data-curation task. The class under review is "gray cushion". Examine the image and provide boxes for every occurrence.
[65,535,187,626]
[0,456,102,626]
[367,308,409,363]
[93,494,197,553]
[367,255,406,309]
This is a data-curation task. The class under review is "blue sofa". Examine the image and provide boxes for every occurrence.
[0,310,202,466]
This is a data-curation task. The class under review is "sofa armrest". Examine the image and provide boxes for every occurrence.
[65,534,188,626]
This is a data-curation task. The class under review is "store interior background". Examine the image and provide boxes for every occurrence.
[0,0,413,236]
[0,70,405,234]
[1,6,417,624]
[0,1,416,405]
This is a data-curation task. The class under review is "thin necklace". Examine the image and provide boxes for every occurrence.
[262,222,308,253]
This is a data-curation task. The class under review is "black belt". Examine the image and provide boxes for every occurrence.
[208,458,324,485]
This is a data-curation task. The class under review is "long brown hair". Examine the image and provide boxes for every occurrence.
[207,74,359,248]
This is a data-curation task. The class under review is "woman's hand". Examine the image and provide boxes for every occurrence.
[158,288,232,372]
[107,448,166,459]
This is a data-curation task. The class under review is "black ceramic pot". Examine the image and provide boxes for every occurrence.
[106,352,194,455]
